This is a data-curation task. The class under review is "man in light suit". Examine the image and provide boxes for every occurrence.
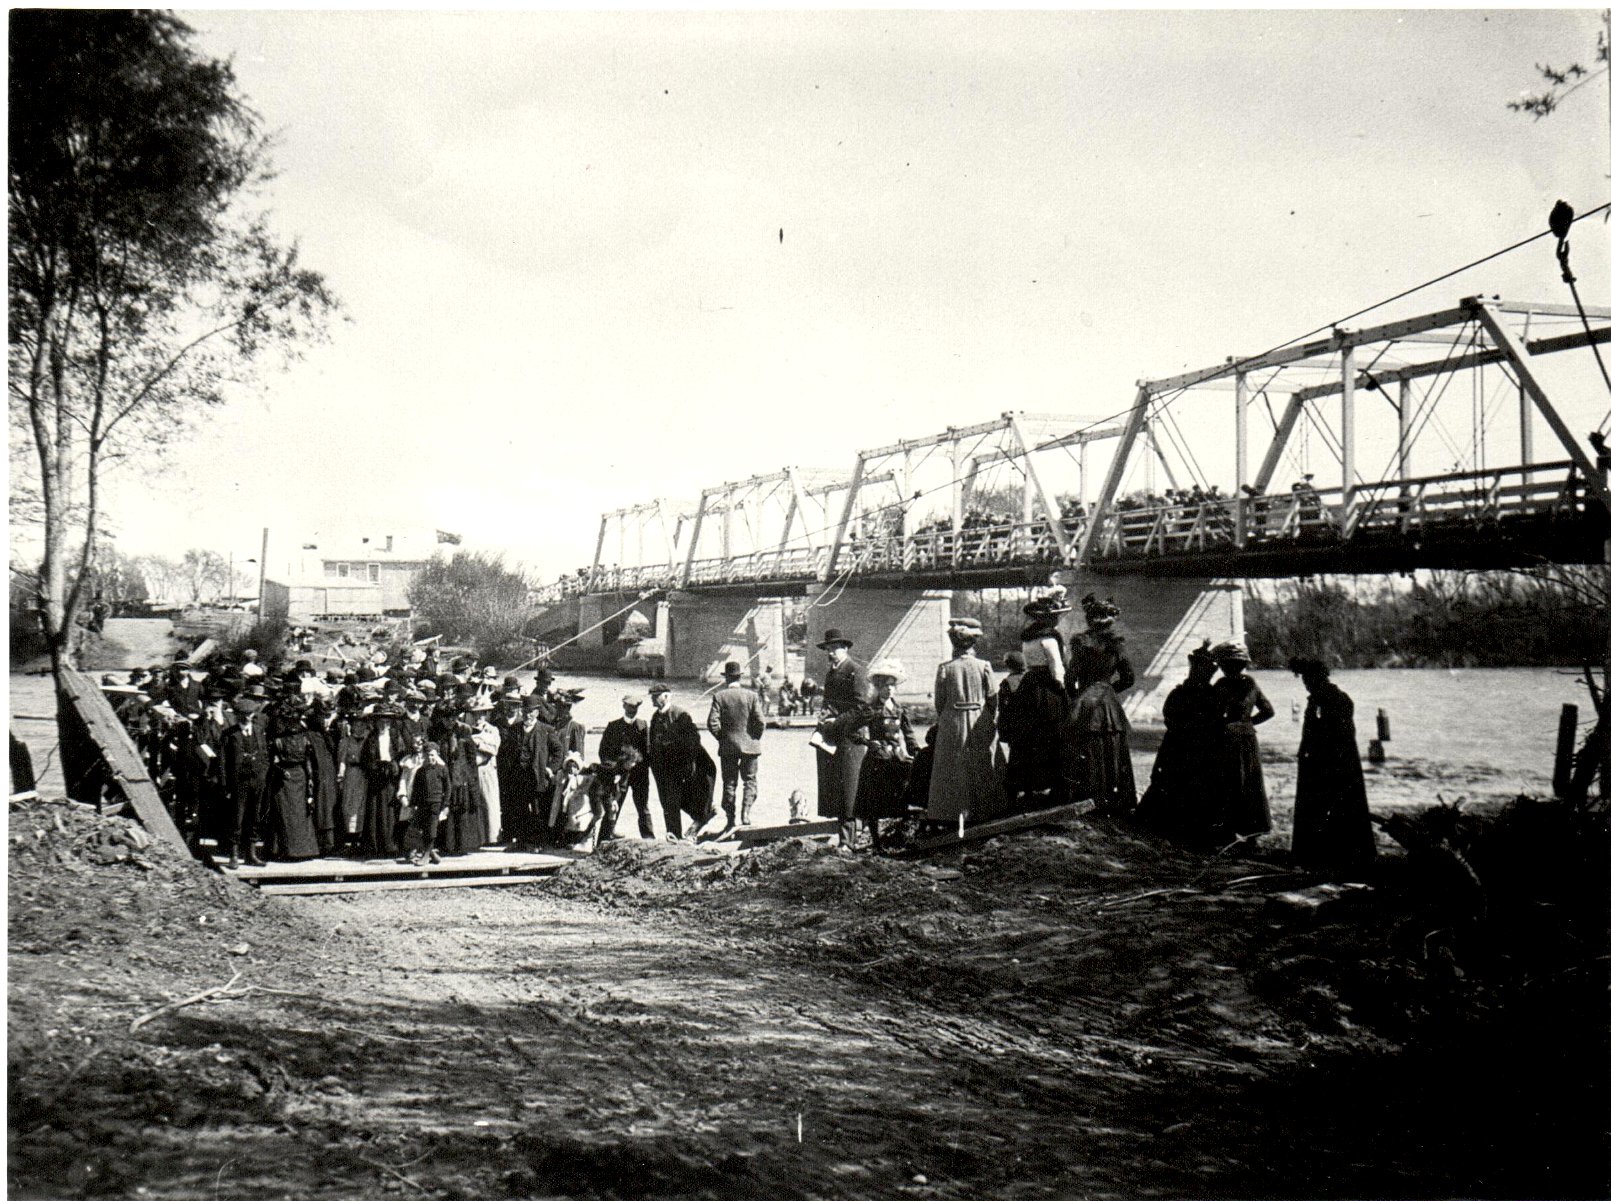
[707,661,765,835]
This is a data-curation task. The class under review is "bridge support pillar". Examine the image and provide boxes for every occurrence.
[663,591,792,683]
[1107,578,1244,725]
[575,594,609,651]
[803,585,953,713]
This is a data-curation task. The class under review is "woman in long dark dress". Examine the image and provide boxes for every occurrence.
[848,659,920,854]
[263,701,320,862]
[1064,594,1137,815]
[305,696,340,856]
[360,700,408,858]
[1010,590,1073,808]
[1134,640,1220,847]
[1207,641,1275,842]
[1290,658,1375,877]
[335,706,370,855]
[437,704,487,856]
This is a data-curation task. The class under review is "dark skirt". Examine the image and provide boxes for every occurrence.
[816,741,869,819]
[264,767,320,861]
[854,748,912,821]
[308,737,340,852]
[338,766,369,840]
[1006,667,1069,803]
[1293,742,1374,875]
[438,780,486,856]
[1218,727,1271,837]
[1067,683,1136,814]
[1135,728,1218,848]
[362,767,403,857]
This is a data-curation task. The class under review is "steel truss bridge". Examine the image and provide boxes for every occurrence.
[538,295,1610,603]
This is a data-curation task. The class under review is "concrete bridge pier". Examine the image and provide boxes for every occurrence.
[1105,578,1244,724]
[802,586,953,711]
[663,591,791,683]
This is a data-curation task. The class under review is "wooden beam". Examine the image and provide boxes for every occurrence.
[823,453,866,579]
[1141,306,1473,393]
[1341,344,1357,514]
[856,415,1010,461]
[1473,299,1611,509]
[1289,324,1611,403]
[1496,299,1611,320]
[900,802,1084,855]
[590,513,608,576]
[1397,379,1414,481]
[1254,393,1305,494]
[1008,411,1072,559]
[680,494,708,587]
[60,670,187,850]
[1076,387,1149,564]
[1234,372,1249,546]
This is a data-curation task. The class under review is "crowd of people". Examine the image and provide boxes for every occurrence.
[808,587,1375,874]
[101,648,668,868]
[100,587,1375,875]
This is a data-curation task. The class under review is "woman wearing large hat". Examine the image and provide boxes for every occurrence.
[1009,587,1074,809]
[1134,640,1220,847]
[812,628,875,848]
[1064,593,1137,815]
[842,658,920,853]
[927,616,1006,831]
[1205,640,1274,842]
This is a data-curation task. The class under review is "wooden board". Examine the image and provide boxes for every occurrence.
[59,669,187,850]
[225,849,573,885]
[714,819,839,846]
[899,802,1086,856]
[259,872,565,897]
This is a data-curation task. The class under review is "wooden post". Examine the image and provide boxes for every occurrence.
[1398,379,1414,478]
[257,526,269,609]
[1076,386,1149,564]
[951,441,964,534]
[1234,371,1248,546]
[1254,393,1305,493]
[1554,703,1579,798]
[590,514,608,577]
[1340,344,1357,520]
[681,494,708,587]
[824,454,866,580]
[1518,379,1533,484]
[1007,411,1071,560]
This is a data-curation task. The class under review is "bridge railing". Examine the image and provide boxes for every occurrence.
[542,460,1593,598]
[1089,459,1587,561]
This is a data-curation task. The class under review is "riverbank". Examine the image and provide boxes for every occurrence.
[10,795,1606,1200]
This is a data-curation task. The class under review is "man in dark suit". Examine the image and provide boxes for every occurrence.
[707,661,764,834]
[222,696,269,868]
[598,694,652,839]
[814,628,874,847]
[647,682,713,839]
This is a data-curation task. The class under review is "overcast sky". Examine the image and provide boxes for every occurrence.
[98,8,1609,579]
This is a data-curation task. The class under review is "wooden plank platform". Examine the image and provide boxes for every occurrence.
[60,669,187,850]
[224,849,574,887]
[258,873,563,897]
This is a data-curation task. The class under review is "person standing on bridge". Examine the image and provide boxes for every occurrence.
[1065,594,1137,815]
[708,661,765,836]
[813,629,873,849]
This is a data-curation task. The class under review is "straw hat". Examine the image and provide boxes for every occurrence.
[868,657,905,683]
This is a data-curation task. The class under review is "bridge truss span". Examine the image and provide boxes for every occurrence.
[536,294,1609,604]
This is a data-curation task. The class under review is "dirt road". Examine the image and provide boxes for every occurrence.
[10,804,1608,1200]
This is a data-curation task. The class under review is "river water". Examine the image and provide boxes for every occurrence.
[11,633,1573,829]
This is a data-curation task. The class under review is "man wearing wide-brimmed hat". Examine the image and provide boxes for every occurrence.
[707,661,765,836]
[813,628,874,847]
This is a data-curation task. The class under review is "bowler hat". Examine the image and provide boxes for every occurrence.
[648,681,673,695]
[815,629,853,650]
[722,661,744,679]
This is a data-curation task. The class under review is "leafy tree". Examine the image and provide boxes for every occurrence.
[8,11,337,700]
[409,551,537,664]
[1507,17,1609,120]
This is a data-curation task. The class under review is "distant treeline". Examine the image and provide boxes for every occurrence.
[1244,570,1608,669]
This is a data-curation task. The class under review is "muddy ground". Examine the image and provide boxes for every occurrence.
[9,797,1608,1200]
